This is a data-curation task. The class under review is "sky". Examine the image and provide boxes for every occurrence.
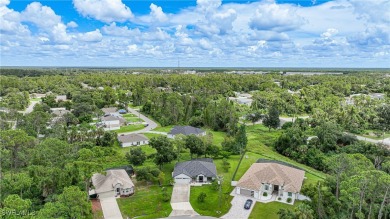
[0,0,389,67]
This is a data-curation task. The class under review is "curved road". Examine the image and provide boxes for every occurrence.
[118,107,161,135]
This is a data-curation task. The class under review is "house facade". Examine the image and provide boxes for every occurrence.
[172,158,217,184]
[118,133,149,147]
[167,126,206,139]
[90,169,134,199]
[99,114,126,131]
[235,160,305,204]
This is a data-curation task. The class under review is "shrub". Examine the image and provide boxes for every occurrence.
[161,187,170,202]
[278,197,282,201]
[263,192,268,196]
[197,192,207,203]
[287,197,292,203]
[222,158,231,172]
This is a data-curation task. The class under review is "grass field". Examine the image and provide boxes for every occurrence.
[117,185,173,219]
[249,201,301,219]
[153,125,174,133]
[115,124,145,133]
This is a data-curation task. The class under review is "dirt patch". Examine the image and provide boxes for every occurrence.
[91,199,102,212]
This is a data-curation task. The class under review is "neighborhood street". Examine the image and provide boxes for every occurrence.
[119,107,158,135]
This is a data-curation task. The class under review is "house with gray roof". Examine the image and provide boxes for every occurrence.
[172,158,217,184]
[90,169,134,199]
[118,133,149,147]
[168,126,206,139]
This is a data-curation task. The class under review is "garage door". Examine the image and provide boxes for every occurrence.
[240,189,254,197]
[175,177,191,184]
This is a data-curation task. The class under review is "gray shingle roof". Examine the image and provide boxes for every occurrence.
[173,159,217,178]
[169,126,205,136]
[118,133,148,143]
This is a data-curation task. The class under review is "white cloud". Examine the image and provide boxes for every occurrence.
[67,21,78,28]
[249,1,305,32]
[102,22,140,37]
[73,0,133,23]
[0,2,30,35]
[149,3,168,22]
[78,29,103,42]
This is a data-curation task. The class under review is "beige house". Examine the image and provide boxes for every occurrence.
[235,160,305,204]
[118,133,149,147]
[90,169,134,199]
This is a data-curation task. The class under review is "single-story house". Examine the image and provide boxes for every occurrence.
[168,126,206,139]
[173,158,217,184]
[235,159,305,204]
[100,114,126,131]
[90,169,134,199]
[50,107,70,117]
[55,95,67,102]
[237,98,253,106]
[118,133,149,147]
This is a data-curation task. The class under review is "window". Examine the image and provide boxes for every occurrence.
[288,192,292,197]
[250,191,254,197]
[264,184,269,190]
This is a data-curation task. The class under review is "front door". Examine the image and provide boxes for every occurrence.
[116,188,120,195]
[198,175,203,182]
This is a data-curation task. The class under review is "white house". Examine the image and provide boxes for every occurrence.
[167,126,206,139]
[118,133,149,147]
[55,95,67,102]
[100,114,126,131]
[172,158,217,184]
[235,160,305,204]
[90,169,134,199]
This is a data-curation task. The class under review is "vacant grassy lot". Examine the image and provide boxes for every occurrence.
[249,201,301,219]
[153,125,174,133]
[115,124,145,133]
[118,185,173,219]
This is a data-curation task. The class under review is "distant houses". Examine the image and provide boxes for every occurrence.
[228,92,253,106]
[99,114,126,131]
[55,95,67,102]
[118,133,149,147]
[168,126,206,139]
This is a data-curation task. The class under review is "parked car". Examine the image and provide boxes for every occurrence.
[244,199,253,209]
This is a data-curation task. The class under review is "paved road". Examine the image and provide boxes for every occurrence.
[18,100,40,115]
[349,133,390,147]
[169,184,198,217]
[100,197,123,219]
[221,192,255,219]
[117,107,159,136]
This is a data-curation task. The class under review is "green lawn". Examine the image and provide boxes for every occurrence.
[30,98,41,101]
[359,130,390,140]
[118,185,173,219]
[190,185,232,217]
[115,124,145,133]
[122,114,142,122]
[249,201,301,219]
[153,125,174,133]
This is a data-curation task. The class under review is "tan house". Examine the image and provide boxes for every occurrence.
[235,160,305,204]
[90,169,134,199]
[118,133,149,147]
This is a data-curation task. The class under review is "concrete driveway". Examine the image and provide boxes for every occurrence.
[169,184,198,217]
[221,195,255,219]
[100,197,123,219]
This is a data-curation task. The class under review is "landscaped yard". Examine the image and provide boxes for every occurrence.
[115,124,145,133]
[117,185,173,219]
[122,113,142,122]
[153,125,174,133]
[249,201,301,219]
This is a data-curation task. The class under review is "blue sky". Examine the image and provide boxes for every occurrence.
[1,0,389,67]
